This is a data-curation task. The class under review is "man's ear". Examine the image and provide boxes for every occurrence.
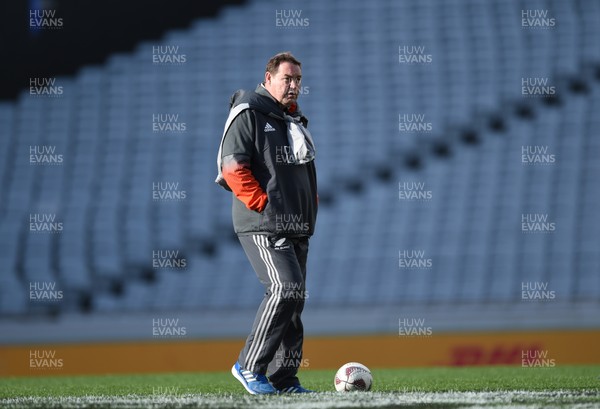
[264,71,271,85]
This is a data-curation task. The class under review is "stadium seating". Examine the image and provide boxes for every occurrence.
[0,0,598,323]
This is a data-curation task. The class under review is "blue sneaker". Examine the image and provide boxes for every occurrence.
[277,384,314,393]
[231,362,276,395]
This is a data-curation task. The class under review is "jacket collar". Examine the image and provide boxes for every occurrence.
[256,84,303,119]
[229,85,308,126]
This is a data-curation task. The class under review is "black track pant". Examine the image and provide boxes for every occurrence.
[237,234,309,389]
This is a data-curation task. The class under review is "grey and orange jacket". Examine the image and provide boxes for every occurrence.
[216,85,318,237]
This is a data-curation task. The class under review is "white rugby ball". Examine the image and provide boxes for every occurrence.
[334,362,372,392]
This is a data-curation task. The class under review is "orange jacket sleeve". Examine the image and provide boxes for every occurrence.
[221,155,268,212]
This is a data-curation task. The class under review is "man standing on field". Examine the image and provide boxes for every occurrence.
[216,52,318,394]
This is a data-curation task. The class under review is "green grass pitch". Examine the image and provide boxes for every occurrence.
[1,365,598,408]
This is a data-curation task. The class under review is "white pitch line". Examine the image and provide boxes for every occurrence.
[0,390,598,409]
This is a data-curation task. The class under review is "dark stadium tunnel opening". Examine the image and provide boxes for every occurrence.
[488,115,506,133]
[374,165,394,182]
[432,140,452,156]
[568,78,590,94]
[344,179,364,194]
[404,153,422,170]
[141,268,157,283]
[78,292,93,313]
[461,129,480,145]
[199,240,217,257]
[317,191,335,207]
[542,94,562,107]
[109,279,125,297]
[515,104,535,120]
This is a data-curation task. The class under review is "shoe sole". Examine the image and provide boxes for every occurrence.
[231,364,257,395]
[278,388,315,394]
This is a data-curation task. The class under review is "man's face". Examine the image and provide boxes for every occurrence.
[264,62,302,107]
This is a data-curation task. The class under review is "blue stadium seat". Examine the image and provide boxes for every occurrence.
[1,0,599,317]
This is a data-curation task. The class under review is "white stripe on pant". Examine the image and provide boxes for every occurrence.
[244,235,282,371]
[237,233,308,386]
